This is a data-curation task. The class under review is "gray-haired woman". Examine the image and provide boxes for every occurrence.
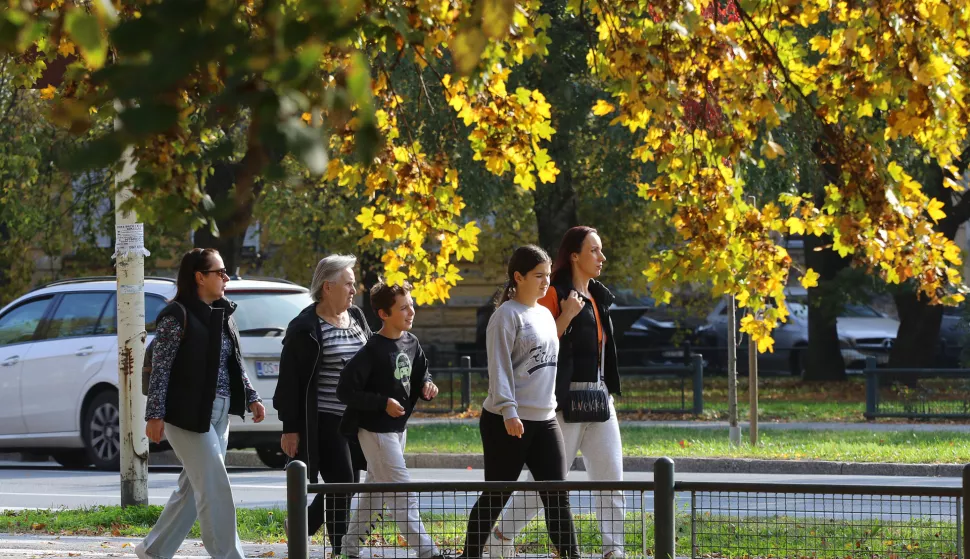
[273,254,372,556]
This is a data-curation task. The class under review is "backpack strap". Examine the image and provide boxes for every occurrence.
[172,301,187,339]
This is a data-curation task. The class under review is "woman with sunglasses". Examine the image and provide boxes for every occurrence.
[137,248,266,559]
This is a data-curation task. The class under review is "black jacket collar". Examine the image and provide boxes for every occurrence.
[183,297,237,323]
[284,303,321,344]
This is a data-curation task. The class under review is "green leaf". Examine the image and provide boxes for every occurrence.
[346,51,373,108]
[64,134,126,171]
[119,104,179,136]
[65,10,107,69]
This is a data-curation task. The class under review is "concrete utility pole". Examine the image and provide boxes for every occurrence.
[114,142,150,507]
[726,295,741,446]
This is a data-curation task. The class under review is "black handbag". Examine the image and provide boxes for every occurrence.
[563,331,610,423]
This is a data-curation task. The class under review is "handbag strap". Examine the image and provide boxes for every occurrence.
[597,322,606,387]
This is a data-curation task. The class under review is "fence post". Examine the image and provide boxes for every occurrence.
[461,355,472,411]
[655,457,676,559]
[963,464,969,559]
[286,460,309,559]
[864,356,878,419]
[691,354,704,415]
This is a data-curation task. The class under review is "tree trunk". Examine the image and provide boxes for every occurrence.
[532,166,579,255]
[802,132,850,382]
[192,162,250,274]
[802,233,849,381]
[889,148,970,368]
[890,292,944,367]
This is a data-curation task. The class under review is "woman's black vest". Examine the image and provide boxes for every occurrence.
[156,297,248,433]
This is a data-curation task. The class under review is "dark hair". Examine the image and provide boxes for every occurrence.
[498,245,551,306]
[551,226,598,284]
[173,248,221,304]
[371,280,412,318]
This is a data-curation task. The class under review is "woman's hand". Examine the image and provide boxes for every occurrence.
[561,291,585,320]
[146,419,165,444]
[281,433,300,458]
[504,417,524,438]
[250,401,266,423]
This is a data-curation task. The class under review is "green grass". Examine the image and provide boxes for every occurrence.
[429,377,884,422]
[402,424,970,463]
[2,509,958,558]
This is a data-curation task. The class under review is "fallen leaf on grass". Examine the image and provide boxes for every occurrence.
[258,551,276,557]
[31,523,46,530]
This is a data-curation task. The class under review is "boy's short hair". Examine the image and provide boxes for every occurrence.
[370,280,413,318]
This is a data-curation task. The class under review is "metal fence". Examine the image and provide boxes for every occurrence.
[425,355,703,415]
[864,356,970,419]
[285,459,969,559]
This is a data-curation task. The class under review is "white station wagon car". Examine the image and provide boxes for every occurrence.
[0,276,312,469]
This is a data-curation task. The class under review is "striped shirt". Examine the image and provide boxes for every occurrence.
[317,317,368,415]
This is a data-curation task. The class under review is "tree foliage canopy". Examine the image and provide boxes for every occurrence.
[2,0,968,349]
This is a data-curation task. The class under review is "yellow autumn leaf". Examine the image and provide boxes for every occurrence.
[39,85,56,100]
[786,217,805,235]
[927,198,946,222]
[800,269,820,289]
[592,99,615,116]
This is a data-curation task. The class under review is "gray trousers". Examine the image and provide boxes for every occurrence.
[138,397,246,559]
[343,429,439,559]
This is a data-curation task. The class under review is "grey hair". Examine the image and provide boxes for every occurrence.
[309,254,357,303]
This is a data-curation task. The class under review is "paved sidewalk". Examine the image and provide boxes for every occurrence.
[0,534,295,559]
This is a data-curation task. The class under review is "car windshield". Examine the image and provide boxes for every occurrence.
[229,291,314,335]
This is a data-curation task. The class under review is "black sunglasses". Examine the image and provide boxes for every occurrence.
[200,268,229,277]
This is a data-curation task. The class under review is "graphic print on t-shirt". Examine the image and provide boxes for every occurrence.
[525,326,557,375]
[394,352,412,396]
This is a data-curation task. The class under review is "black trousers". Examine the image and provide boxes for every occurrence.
[460,410,580,559]
[307,413,362,555]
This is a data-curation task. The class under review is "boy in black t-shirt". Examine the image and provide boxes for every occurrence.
[337,281,444,559]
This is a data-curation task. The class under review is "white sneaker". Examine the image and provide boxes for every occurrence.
[485,528,515,559]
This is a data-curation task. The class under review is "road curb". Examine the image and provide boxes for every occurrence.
[141,450,967,477]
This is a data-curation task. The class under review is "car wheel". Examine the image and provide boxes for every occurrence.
[255,445,288,469]
[83,390,121,470]
[789,346,807,377]
[51,449,91,469]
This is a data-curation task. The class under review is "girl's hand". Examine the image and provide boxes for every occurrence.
[504,417,524,438]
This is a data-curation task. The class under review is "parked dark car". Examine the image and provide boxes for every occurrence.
[611,290,716,368]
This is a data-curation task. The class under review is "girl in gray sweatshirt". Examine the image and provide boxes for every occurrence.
[458,245,579,559]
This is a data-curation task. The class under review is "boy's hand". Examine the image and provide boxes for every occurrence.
[422,381,439,400]
[386,398,406,417]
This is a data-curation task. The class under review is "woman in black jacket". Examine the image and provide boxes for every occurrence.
[273,254,371,556]
[137,248,265,559]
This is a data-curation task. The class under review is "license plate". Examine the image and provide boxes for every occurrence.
[255,360,280,378]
